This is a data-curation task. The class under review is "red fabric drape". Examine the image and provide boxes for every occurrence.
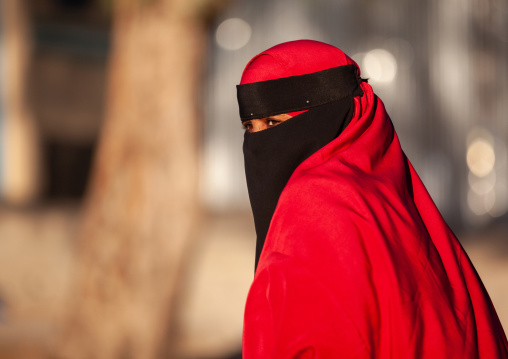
[241,40,508,358]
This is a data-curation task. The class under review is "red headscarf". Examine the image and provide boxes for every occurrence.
[240,40,361,117]
[240,40,508,358]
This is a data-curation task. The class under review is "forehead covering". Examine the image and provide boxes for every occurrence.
[240,40,361,83]
[237,40,363,119]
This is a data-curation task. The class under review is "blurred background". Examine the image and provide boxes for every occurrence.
[0,0,506,358]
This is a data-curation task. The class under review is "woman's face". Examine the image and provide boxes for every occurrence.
[242,114,293,133]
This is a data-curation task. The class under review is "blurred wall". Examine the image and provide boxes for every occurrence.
[0,0,110,203]
[30,0,110,200]
[0,0,41,204]
[0,13,3,189]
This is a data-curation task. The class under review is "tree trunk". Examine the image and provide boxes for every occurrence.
[57,0,223,357]
[0,0,41,204]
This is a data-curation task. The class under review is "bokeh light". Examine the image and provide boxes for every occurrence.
[489,181,508,217]
[467,187,496,216]
[468,171,496,195]
[215,18,252,51]
[465,127,508,218]
[467,138,495,177]
[362,48,398,83]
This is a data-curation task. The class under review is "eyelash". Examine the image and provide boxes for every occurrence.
[242,118,281,131]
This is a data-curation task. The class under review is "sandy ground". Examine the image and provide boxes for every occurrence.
[0,205,506,358]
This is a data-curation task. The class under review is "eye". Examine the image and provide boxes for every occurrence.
[267,119,280,127]
[242,121,253,132]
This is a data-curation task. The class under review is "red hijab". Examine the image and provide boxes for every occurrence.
[240,40,361,117]
[239,40,508,358]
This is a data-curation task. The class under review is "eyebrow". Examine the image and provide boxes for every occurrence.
[242,116,280,123]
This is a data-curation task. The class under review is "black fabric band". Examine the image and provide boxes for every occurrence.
[237,64,363,121]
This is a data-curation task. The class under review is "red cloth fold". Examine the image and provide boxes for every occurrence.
[241,40,508,358]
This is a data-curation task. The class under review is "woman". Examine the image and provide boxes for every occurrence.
[237,40,508,358]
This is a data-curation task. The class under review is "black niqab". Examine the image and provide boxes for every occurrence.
[237,65,364,270]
